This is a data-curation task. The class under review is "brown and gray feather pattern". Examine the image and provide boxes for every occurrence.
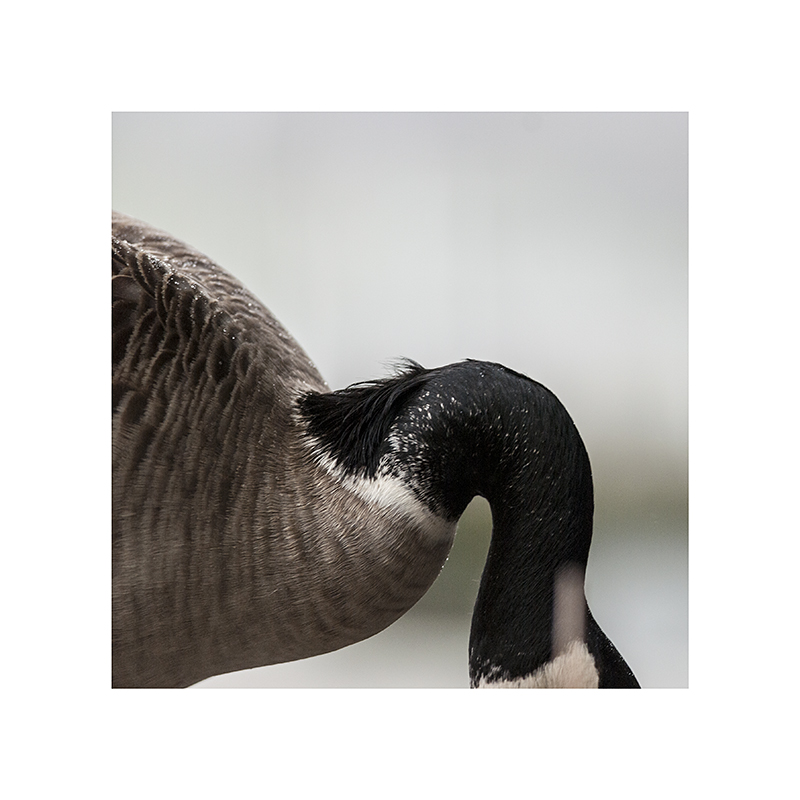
[112,212,453,687]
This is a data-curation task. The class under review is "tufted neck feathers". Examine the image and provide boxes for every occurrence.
[299,360,639,688]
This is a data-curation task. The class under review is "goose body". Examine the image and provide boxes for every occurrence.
[112,211,639,689]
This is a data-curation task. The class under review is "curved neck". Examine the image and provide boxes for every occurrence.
[381,361,596,684]
[300,359,638,687]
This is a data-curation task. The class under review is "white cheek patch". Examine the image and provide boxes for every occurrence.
[553,562,587,653]
[477,640,600,689]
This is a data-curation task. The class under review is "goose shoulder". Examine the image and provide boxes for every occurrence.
[112,210,326,410]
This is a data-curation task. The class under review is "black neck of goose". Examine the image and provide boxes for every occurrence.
[468,469,593,686]
[300,360,636,687]
[382,362,596,685]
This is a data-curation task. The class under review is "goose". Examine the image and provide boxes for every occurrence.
[111,210,640,689]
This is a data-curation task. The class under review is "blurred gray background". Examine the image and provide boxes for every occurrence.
[112,112,687,688]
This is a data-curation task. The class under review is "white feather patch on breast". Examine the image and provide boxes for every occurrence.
[308,445,455,543]
[477,640,600,689]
